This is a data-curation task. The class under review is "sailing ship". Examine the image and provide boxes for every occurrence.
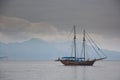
[60,25,107,66]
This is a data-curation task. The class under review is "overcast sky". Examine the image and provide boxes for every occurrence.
[0,0,120,51]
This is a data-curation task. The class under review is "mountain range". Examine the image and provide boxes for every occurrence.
[0,38,120,60]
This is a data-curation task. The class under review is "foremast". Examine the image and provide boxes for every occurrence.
[83,29,86,61]
[73,25,77,60]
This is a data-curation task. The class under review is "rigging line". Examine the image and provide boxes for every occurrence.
[71,40,74,57]
[87,39,101,58]
[63,26,74,57]
[99,49,107,57]
[85,45,89,59]
[86,33,103,57]
[70,26,76,57]
[67,26,74,39]
[86,32,100,48]
[63,26,74,45]
[86,35,102,58]
[81,42,84,58]
[88,33,106,57]
[86,32,106,57]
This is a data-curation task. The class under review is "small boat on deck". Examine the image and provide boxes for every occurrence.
[59,25,107,66]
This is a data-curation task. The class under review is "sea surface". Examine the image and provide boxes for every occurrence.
[0,61,120,80]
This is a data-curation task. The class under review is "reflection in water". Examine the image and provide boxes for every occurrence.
[73,66,77,80]
[1,61,120,80]
[82,66,86,80]
[71,66,87,80]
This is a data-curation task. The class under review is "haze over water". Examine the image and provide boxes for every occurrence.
[0,1,120,80]
[0,61,120,80]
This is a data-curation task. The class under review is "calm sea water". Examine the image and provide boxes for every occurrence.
[0,61,120,80]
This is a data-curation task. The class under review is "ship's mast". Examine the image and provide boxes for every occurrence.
[74,25,76,59]
[83,29,86,61]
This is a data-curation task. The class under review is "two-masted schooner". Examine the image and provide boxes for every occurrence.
[59,25,107,66]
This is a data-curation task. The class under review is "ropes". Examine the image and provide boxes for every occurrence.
[64,25,106,60]
[86,35,102,58]
[86,32,107,58]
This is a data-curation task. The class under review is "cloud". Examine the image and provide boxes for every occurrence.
[1,0,120,38]
[0,16,57,43]
[0,16,120,52]
[0,16,88,43]
[0,16,70,43]
[0,0,120,52]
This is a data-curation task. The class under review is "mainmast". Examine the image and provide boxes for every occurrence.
[74,25,77,59]
[83,29,86,61]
